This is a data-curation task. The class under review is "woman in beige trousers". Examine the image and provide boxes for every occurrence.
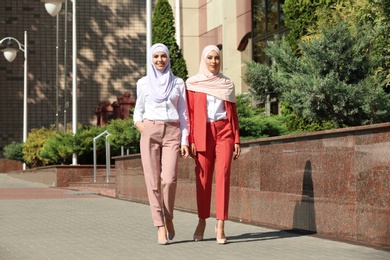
[133,43,189,245]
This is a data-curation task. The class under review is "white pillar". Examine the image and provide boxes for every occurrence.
[146,0,152,74]
[23,31,28,170]
[175,0,180,48]
[72,0,78,165]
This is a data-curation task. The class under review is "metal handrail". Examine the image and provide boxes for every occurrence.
[93,130,111,182]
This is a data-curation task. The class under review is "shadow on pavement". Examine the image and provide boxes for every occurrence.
[226,229,315,244]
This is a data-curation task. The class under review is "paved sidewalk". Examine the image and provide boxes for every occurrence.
[0,174,389,260]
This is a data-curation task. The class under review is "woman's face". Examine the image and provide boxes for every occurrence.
[205,50,220,74]
[153,52,168,71]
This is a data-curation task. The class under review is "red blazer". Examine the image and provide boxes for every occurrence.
[187,90,240,152]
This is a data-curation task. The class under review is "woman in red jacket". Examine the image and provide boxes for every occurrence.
[186,45,241,244]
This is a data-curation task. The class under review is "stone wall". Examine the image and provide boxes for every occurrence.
[0,159,23,173]
[114,122,390,248]
[7,165,106,187]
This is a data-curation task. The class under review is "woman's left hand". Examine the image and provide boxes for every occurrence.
[181,145,189,159]
[233,143,241,160]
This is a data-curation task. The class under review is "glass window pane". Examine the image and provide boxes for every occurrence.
[267,0,279,32]
[253,0,266,36]
[253,40,267,64]
[280,0,285,27]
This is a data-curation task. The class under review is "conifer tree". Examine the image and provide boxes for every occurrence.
[283,0,337,54]
[152,0,188,80]
[244,21,390,126]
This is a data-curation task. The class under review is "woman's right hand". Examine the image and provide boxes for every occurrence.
[135,121,145,133]
[189,143,197,159]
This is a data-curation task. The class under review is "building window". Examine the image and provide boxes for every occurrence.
[251,0,287,115]
[252,0,287,64]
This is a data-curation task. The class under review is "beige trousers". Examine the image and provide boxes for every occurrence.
[140,120,181,227]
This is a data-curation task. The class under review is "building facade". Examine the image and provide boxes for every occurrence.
[174,0,286,115]
[0,0,148,156]
[0,0,286,156]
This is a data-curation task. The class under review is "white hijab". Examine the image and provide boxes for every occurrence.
[147,43,175,102]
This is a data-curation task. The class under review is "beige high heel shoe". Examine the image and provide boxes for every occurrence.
[215,224,227,244]
[157,226,168,245]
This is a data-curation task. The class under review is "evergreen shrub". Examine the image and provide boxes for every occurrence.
[3,141,24,162]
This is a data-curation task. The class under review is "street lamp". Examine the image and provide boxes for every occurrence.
[42,0,63,133]
[0,31,28,170]
[42,0,63,16]
[43,0,78,165]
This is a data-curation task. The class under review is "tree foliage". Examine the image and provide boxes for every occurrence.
[244,21,390,126]
[312,0,390,90]
[152,0,188,80]
[283,0,338,54]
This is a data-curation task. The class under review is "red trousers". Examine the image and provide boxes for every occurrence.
[194,119,234,220]
[140,120,181,227]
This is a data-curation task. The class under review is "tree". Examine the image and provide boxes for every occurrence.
[244,21,390,127]
[313,0,390,90]
[283,0,337,54]
[152,0,188,80]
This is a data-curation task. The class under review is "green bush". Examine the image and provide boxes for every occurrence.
[40,132,74,165]
[106,119,140,155]
[3,141,24,162]
[236,94,256,118]
[236,94,288,140]
[23,127,55,168]
[239,115,287,140]
[17,119,142,168]
[280,103,339,133]
[73,125,109,165]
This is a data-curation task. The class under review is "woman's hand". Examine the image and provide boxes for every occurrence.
[233,143,241,160]
[189,143,197,159]
[181,145,189,159]
[135,121,144,133]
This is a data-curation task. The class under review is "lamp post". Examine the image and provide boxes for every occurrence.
[0,31,28,170]
[42,0,63,133]
[71,0,78,165]
[43,0,77,165]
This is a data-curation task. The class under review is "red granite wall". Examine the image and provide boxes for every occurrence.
[0,159,23,173]
[7,165,106,187]
[114,122,390,248]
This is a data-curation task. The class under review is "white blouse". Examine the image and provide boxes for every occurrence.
[206,94,227,122]
[133,76,189,146]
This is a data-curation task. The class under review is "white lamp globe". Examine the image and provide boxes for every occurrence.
[42,0,63,17]
[2,48,17,62]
